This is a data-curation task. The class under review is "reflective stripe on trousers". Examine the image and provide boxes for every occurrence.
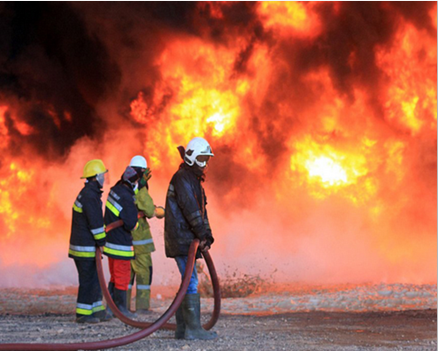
[74,259,104,317]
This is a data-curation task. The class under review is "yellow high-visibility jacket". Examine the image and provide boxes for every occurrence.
[132,186,156,254]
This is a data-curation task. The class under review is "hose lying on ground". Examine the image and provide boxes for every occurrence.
[0,240,207,350]
[98,244,221,330]
[98,213,221,330]
[0,212,221,350]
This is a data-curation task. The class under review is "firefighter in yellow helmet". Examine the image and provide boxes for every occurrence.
[127,155,165,314]
[68,159,112,323]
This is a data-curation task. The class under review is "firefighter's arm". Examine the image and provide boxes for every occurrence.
[82,195,106,246]
[199,207,214,251]
[135,187,155,218]
[203,207,214,244]
[120,196,139,232]
[173,175,209,241]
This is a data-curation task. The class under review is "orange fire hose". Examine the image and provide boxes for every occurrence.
[0,215,221,350]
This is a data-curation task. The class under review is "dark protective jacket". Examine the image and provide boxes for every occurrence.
[69,181,106,260]
[164,163,214,258]
[103,180,138,260]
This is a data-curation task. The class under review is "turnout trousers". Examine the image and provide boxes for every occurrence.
[128,253,153,310]
[74,259,105,317]
[108,257,131,291]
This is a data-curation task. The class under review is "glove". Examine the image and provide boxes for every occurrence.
[139,168,152,188]
[154,206,165,219]
[143,168,152,182]
[206,235,214,247]
[200,235,214,251]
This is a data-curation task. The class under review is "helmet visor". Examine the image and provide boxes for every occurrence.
[96,172,107,187]
[195,155,211,168]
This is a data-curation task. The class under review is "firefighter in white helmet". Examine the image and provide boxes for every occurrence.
[164,137,217,340]
[126,155,165,314]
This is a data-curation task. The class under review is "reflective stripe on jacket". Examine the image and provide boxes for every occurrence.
[103,181,138,260]
[69,181,106,260]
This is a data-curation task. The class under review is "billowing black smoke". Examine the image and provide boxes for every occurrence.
[0,1,435,173]
[0,2,120,160]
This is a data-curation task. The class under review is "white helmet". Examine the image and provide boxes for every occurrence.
[184,137,214,168]
[129,155,147,169]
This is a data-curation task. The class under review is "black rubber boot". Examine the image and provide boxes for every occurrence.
[76,315,100,324]
[108,282,115,299]
[93,309,113,322]
[114,288,137,319]
[175,304,185,339]
[181,293,217,340]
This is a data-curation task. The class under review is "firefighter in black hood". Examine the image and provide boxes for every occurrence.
[103,166,141,319]
[69,159,112,323]
[164,137,217,340]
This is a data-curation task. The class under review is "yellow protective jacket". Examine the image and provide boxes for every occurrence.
[132,186,156,254]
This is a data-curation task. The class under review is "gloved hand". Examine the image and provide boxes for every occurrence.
[139,168,152,188]
[206,234,214,247]
[144,168,152,181]
[200,235,214,251]
[199,239,209,252]
[154,205,165,219]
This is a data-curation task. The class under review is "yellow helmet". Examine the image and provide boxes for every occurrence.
[81,159,108,179]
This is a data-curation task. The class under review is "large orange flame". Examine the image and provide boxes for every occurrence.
[0,2,436,287]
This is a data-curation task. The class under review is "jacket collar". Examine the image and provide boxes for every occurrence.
[85,180,103,194]
[180,162,205,182]
[114,179,136,194]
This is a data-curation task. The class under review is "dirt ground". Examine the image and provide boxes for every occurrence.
[0,285,436,350]
[0,309,436,350]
